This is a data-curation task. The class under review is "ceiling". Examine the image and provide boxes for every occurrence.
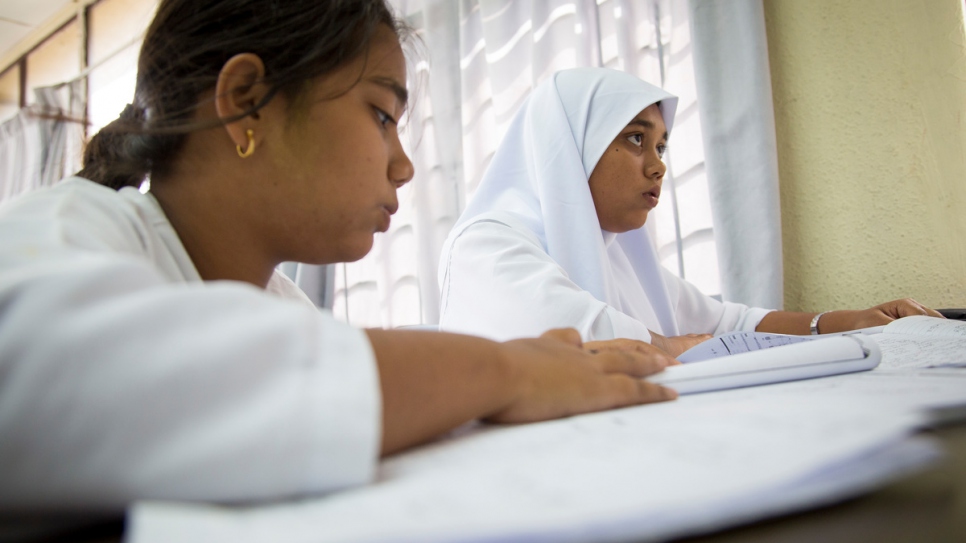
[0,0,76,67]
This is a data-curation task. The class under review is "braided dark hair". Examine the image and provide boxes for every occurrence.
[79,0,404,189]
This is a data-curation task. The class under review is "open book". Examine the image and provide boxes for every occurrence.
[647,316,965,395]
[646,334,881,395]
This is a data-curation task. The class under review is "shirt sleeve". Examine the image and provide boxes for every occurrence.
[660,268,774,335]
[439,220,650,342]
[0,205,381,512]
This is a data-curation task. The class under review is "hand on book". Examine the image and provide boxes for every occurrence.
[820,298,944,333]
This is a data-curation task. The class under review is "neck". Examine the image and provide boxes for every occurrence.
[150,166,279,290]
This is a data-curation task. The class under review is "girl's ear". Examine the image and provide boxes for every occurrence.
[214,53,269,152]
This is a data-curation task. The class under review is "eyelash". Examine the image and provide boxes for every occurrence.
[627,133,668,158]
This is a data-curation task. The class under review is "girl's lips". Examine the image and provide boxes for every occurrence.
[377,207,392,232]
[643,189,660,209]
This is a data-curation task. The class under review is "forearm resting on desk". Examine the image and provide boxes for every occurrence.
[756,298,943,335]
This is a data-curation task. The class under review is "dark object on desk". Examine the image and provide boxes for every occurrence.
[938,308,966,321]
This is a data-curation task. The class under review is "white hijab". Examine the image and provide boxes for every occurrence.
[439,68,681,335]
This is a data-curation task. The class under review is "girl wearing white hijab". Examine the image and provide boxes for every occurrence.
[438,68,939,353]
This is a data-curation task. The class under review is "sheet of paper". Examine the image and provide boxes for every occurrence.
[126,368,966,543]
[884,315,966,338]
[874,335,966,370]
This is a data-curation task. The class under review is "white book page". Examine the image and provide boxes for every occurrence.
[883,315,966,338]
[651,336,877,394]
[677,327,884,363]
[678,331,816,363]
[874,335,966,370]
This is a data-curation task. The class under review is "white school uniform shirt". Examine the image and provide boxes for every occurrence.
[438,68,772,342]
[0,177,381,511]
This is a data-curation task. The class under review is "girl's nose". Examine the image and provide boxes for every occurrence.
[389,141,414,189]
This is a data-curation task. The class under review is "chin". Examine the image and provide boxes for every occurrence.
[613,219,648,234]
[341,238,375,263]
[631,214,650,231]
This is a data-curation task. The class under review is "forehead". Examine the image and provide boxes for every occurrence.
[310,25,406,98]
[362,26,407,79]
[630,104,665,125]
[624,104,667,138]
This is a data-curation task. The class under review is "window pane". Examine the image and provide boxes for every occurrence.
[89,0,157,65]
[88,0,158,133]
[0,65,19,122]
[88,47,138,133]
[24,20,81,105]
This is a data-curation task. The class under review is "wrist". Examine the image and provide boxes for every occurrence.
[493,340,530,415]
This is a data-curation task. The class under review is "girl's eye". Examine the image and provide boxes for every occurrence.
[627,133,643,146]
[657,144,667,159]
[375,108,394,127]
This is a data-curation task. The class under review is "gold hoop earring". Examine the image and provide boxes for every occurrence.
[236,129,255,158]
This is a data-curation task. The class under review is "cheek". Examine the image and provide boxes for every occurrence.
[272,123,325,184]
[593,159,630,206]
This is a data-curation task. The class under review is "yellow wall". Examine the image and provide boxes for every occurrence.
[764,0,966,312]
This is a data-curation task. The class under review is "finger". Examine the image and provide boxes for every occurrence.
[605,375,678,407]
[907,299,944,319]
[887,299,927,319]
[627,340,683,364]
[593,349,674,377]
[583,340,618,353]
[540,328,583,348]
[585,338,650,353]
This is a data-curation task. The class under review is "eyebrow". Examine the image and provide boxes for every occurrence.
[626,119,669,142]
[368,76,409,109]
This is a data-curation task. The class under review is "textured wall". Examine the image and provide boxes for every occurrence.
[764,0,966,312]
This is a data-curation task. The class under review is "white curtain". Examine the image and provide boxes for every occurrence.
[335,0,730,327]
[688,0,783,309]
[0,113,43,201]
[0,80,85,201]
